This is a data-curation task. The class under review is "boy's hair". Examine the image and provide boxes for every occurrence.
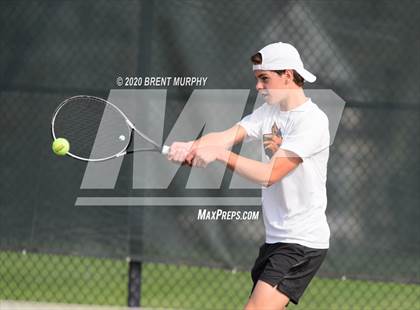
[251,52,304,87]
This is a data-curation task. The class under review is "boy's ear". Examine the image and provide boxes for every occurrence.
[285,69,294,80]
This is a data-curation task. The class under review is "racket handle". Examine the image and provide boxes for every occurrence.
[161,145,170,155]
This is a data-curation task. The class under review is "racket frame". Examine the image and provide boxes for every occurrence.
[51,95,169,162]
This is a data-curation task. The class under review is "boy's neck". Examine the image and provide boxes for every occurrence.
[279,88,308,111]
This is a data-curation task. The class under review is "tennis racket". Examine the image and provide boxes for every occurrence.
[51,95,170,162]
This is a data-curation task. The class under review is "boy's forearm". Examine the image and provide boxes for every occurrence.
[216,150,273,187]
[216,148,301,187]
[192,126,245,149]
[193,132,230,148]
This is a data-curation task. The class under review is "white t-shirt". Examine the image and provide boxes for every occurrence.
[238,99,330,249]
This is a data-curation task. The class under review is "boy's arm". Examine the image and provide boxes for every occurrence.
[168,125,247,162]
[221,149,302,186]
[189,147,301,187]
[193,124,247,148]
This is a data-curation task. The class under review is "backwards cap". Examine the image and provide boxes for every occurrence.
[252,42,316,83]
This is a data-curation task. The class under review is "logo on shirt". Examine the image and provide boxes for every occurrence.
[263,122,283,158]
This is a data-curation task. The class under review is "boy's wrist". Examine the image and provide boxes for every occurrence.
[217,149,230,163]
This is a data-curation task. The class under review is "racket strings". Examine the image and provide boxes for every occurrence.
[53,97,130,160]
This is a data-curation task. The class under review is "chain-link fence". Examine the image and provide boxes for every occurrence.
[1,0,419,309]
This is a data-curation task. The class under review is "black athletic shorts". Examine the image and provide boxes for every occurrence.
[251,242,327,305]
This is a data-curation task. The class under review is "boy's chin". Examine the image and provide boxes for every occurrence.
[265,98,280,105]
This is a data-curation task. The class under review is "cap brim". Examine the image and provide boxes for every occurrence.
[297,68,317,83]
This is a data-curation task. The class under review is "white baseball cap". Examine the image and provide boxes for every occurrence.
[252,42,317,83]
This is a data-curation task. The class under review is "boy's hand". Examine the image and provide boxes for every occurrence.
[167,141,194,163]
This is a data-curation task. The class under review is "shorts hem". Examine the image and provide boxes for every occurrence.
[276,283,299,305]
[258,278,299,305]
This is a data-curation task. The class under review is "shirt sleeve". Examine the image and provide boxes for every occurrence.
[279,110,330,160]
[237,103,268,141]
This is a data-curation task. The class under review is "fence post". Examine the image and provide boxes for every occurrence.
[127,0,154,307]
[128,260,142,307]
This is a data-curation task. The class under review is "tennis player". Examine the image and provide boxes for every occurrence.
[168,42,330,310]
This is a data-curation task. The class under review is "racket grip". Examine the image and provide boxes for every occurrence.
[161,145,170,155]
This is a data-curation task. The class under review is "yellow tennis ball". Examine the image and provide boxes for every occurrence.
[52,138,70,156]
